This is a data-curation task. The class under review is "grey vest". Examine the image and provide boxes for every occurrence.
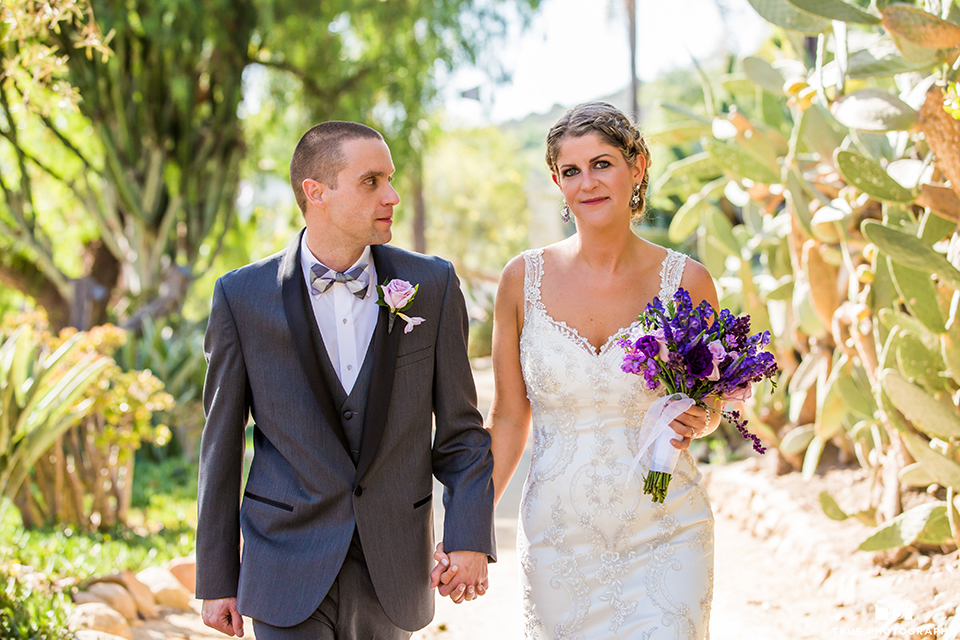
[316,335,376,464]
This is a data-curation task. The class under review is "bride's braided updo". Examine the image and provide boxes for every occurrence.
[545,102,652,220]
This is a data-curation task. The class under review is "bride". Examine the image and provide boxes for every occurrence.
[437,102,721,639]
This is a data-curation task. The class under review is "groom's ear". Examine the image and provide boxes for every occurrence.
[302,178,327,208]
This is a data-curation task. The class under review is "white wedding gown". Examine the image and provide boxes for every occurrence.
[517,248,714,640]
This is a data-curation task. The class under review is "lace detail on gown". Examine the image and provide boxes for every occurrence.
[518,247,714,640]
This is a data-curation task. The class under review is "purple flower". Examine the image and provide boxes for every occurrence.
[636,335,660,359]
[684,343,714,379]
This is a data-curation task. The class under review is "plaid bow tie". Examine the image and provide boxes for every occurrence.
[310,263,370,299]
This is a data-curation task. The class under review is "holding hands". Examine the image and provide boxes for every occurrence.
[429,543,489,604]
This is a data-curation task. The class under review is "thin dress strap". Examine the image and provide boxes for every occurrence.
[522,248,545,312]
[658,249,687,302]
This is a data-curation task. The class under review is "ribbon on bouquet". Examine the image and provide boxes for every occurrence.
[624,392,695,485]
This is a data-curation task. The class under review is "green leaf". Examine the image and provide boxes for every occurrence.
[899,462,935,488]
[839,37,938,78]
[667,178,727,243]
[798,105,848,163]
[721,73,757,97]
[742,56,787,95]
[830,89,918,132]
[888,260,946,334]
[862,221,960,290]
[820,491,850,521]
[647,121,715,146]
[881,4,960,49]
[704,138,780,185]
[901,430,960,490]
[747,0,833,33]
[785,169,816,237]
[896,332,948,393]
[859,502,951,551]
[835,150,916,202]
[705,209,742,257]
[881,368,960,438]
[919,209,956,245]
[662,152,723,182]
[835,369,878,420]
[785,0,881,23]
[780,423,816,455]
[802,435,826,480]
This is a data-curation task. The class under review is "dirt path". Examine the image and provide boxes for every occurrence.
[139,363,959,639]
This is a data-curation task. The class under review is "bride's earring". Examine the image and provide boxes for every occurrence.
[560,201,571,223]
[630,184,641,210]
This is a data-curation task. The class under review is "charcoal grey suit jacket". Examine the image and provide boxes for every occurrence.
[195,232,496,630]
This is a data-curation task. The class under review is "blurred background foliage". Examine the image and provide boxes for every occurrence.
[5,0,960,631]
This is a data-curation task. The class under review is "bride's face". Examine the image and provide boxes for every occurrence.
[552,131,644,227]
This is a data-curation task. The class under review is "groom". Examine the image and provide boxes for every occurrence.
[196,121,496,639]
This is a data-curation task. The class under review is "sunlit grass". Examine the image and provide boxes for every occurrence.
[2,458,199,581]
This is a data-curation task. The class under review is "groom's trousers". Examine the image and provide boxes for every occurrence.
[251,530,412,640]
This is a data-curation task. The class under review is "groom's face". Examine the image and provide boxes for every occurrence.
[319,137,400,249]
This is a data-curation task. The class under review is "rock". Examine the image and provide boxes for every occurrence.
[73,591,108,607]
[166,556,196,594]
[87,582,138,622]
[67,603,132,640]
[135,567,191,611]
[74,632,131,640]
[118,571,158,619]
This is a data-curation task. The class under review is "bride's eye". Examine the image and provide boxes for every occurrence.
[594,160,611,169]
[562,167,580,178]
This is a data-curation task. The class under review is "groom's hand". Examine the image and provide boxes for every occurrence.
[438,550,488,603]
[201,597,244,637]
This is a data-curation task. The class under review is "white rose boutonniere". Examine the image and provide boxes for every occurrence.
[376,279,425,334]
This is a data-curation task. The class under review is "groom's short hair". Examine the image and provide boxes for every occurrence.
[290,121,384,213]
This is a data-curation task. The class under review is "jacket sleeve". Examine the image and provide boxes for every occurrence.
[196,277,250,598]
[431,262,497,562]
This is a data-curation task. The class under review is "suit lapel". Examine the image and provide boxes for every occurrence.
[280,231,352,455]
[355,244,403,483]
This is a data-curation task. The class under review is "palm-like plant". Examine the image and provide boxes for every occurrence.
[0,327,110,521]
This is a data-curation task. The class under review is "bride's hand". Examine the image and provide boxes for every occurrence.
[669,404,710,450]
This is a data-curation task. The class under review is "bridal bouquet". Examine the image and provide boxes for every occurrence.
[618,288,778,503]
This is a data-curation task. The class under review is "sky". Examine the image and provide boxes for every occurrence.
[443,0,772,124]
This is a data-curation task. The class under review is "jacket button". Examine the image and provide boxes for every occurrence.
[354,486,363,497]
[343,410,354,419]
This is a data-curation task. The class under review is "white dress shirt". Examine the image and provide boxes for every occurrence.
[300,235,379,394]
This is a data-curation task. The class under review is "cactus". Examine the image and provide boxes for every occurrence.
[661,0,960,555]
[830,89,919,132]
[835,150,916,203]
[668,178,727,243]
[881,368,960,438]
[859,502,953,551]
[899,462,935,488]
[746,0,831,33]
[887,260,946,334]
[879,4,960,49]
[786,0,880,24]
[900,430,960,491]
[742,56,788,95]
[862,221,960,290]
[703,138,780,185]
[895,332,949,393]
[780,424,815,455]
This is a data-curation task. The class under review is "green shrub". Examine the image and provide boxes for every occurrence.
[0,564,74,640]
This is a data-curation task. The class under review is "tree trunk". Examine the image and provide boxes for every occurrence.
[412,157,427,254]
[625,0,639,121]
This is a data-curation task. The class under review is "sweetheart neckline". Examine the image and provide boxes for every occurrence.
[527,304,643,358]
